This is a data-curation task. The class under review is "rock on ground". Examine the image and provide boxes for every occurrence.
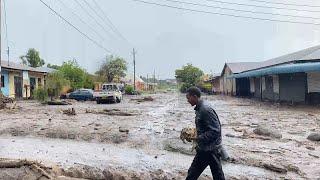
[307,133,320,141]
[253,125,282,139]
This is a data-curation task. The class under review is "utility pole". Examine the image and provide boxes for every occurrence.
[132,48,136,91]
[6,47,9,66]
[147,74,149,91]
[153,69,155,91]
[0,0,2,90]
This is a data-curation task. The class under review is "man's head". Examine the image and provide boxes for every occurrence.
[186,87,201,106]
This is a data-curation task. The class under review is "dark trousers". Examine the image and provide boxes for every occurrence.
[186,150,225,180]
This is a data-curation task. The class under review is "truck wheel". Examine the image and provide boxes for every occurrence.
[96,100,100,104]
[116,97,121,103]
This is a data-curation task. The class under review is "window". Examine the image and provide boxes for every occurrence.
[1,75,4,88]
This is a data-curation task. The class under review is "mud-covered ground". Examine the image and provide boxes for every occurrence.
[0,92,319,179]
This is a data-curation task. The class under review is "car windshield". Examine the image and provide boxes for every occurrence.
[103,85,117,91]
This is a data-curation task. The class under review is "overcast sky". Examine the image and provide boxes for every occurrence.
[2,0,320,78]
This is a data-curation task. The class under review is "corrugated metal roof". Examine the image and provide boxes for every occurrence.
[226,62,261,74]
[229,62,320,78]
[256,45,320,69]
[121,74,144,83]
[224,45,320,75]
[1,61,52,73]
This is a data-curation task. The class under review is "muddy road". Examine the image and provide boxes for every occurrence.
[0,92,319,179]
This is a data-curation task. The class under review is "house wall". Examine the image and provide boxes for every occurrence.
[254,77,261,99]
[212,78,221,93]
[29,72,46,88]
[306,72,320,104]
[222,66,236,95]
[220,77,224,93]
[1,70,9,96]
[262,76,274,100]
[273,75,280,101]
[9,71,22,98]
[279,73,306,103]
[250,78,255,94]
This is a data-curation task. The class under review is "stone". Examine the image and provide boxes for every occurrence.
[307,133,320,141]
[253,125,282,139]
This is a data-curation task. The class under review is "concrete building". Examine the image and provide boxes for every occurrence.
[220,62,259,95]
[0,61,53,99]
[226,45,320,104]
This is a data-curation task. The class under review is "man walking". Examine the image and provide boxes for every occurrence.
[185,87,225,180]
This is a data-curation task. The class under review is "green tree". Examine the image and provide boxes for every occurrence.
[83,73,95,89]
[175,64,204,92]
[47,63,61,70]
[59,60,86,90]
[20,48,45,67]
[96,55,127,83]
[46,71,70,100]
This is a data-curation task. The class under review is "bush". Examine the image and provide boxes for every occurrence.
[179,83,193,93]
[125,85,134,95]
[33,88,48,102]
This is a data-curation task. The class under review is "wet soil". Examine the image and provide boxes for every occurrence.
[0,93,319,179]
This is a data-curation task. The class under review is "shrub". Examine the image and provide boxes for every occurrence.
[33,88,48,102]
[125,85,134,95]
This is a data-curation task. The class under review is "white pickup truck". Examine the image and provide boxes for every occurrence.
[93,83,123,104]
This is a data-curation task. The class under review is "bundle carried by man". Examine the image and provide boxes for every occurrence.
[180,127,197,151]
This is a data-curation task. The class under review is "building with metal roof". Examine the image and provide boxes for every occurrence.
[1,61,54,99]
[221,45,320,104]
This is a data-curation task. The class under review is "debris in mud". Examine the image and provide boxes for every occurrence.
[130,96,154,103]
[0,158,56,179]
[63,164,105,179]
[111,134,127,144]
[253,125,282,139]
[86,108,138,116]
[307,133,320,141]
[262,163,287,174]
[285,164,306,177]
[163,139,196,155]
[0,92,14,110]
[62,108,76,116]
[232,103,251,107]
[230,157,288,174]
[119,127,129,133]
[47,101,71,106]
[306,146,315,150]
[225,133,238,138]
[308,153,320,158]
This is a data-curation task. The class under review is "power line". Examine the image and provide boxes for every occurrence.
[203,0,320,13]
[39,0,112,53]
[56,0,106,41]
[244,0,320,8]
[162,0,320,20]
[3,0,9,64]
[3,0,8,46]
[81,0,115,33]
[131,0,320,26]
[73,0,114,39]
[91,0,132,46]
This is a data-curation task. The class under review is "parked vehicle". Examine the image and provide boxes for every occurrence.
[69,89,94,101]
[93,83,122,104]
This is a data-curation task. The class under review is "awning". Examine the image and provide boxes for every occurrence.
[228,62,320,79]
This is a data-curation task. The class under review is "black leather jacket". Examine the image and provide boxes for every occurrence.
[194,100,222,151]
